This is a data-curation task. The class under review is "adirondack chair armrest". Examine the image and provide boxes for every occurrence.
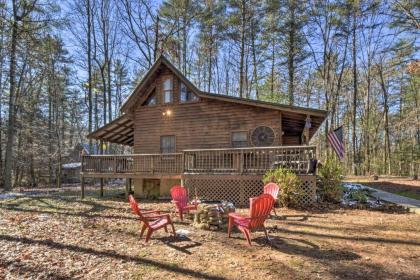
[144,213,172,220]
[228,212,250,221]
[143,210,160,215]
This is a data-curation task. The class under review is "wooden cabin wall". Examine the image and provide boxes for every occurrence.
[133,74,286,153]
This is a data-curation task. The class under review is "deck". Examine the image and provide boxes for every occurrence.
[81,146,316,178]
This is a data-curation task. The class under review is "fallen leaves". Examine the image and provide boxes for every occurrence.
[0,188,419,280]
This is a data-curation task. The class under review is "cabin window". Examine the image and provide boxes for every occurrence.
[231,131,248,148]
[180,82,198,103]
[163,77,173,103]
[144,90,157,106]
[160,135,176,153]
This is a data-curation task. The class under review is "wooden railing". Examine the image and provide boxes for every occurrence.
[183,146,316,175]
[81,146,316,176]
[82,153,183,175]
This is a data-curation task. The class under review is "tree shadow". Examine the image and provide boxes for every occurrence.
[269,213,329,221]
[281,221,362,232]
[158,235,202,255]
[329,261,419,280]
[0,203,138,221]
[0,195,180,224]
[0,259,72,280]
[0,234,225,280]
[268,227,420,247]
[255,236,361,261]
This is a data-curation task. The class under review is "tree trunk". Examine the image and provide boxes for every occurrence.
[48,80,53,188]
[182,14,187,75]
[379,66,391,175]
[87,0,93,153]
[270,41,275,99]
[207,26,212,92]
[239,0,246,98]
[0,5,5,184]
[251,28,258,99]
[3,0,19,191]
[365,66,371,175]
[154,15,160,62]
[287,0,296,105]
[352,12,358,175]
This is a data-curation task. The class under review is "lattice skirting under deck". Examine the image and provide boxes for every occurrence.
[183,174,316,206]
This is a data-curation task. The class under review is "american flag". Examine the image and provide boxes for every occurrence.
[327,126,345,160]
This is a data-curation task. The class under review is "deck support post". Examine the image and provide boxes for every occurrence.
[81,176,85,199]
[125,178,129,199]
[100,178,104,197]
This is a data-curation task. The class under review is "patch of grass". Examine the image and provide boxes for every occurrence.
[138,251,149,258]
[288,258,305,268]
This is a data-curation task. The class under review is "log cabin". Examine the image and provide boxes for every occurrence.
[83,55,328,205]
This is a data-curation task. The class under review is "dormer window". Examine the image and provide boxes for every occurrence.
[180,82,198,103]
[163,77,173,104]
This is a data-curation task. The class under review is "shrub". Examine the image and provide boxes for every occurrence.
[263,167,304,208]
[317,158,344,202]
[347,189,368,203]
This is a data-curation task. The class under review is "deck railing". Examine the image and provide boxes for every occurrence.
[81,146,316,176]
[82,153,183,175]
[183,146,316,175]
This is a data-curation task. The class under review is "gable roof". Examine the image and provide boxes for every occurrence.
[89,55,328,146]
[120,55,328,118]
[120,55,202,113]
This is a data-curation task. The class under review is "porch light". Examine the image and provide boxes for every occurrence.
[163,109,172,116]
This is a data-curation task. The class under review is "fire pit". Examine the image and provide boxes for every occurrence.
[193,200,235,231]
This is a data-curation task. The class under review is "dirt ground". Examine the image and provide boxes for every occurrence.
[1,186,420,280]
[345,177,420,200]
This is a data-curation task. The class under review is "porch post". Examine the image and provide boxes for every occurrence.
[81,154,85,198]
[81,176,85,199]
[125,178,129,199]
[302,114,311,145]
[100,178,104,197]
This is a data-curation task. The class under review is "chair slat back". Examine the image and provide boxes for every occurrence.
[249,194,274,228]
[263,183,279,200]
[170,185,189,208]
[128,195,149,226]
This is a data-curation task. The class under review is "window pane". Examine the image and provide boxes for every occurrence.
[163,78,172,90]
[180,82,198,103]
[144,93,156,105]
[160,136,175,153]
[232,132,247,141]
[232,132,248,148]
[180,83,187,102]
[164,91,172,103]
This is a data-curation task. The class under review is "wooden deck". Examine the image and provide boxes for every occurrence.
[81,146,316,178]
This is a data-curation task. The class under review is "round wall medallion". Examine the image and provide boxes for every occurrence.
[251,126,275,146]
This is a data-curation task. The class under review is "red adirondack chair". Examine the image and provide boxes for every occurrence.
[128,195,176,242]
[228,194,274,245]
[170,185,198,221]
[263,183,280,215]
